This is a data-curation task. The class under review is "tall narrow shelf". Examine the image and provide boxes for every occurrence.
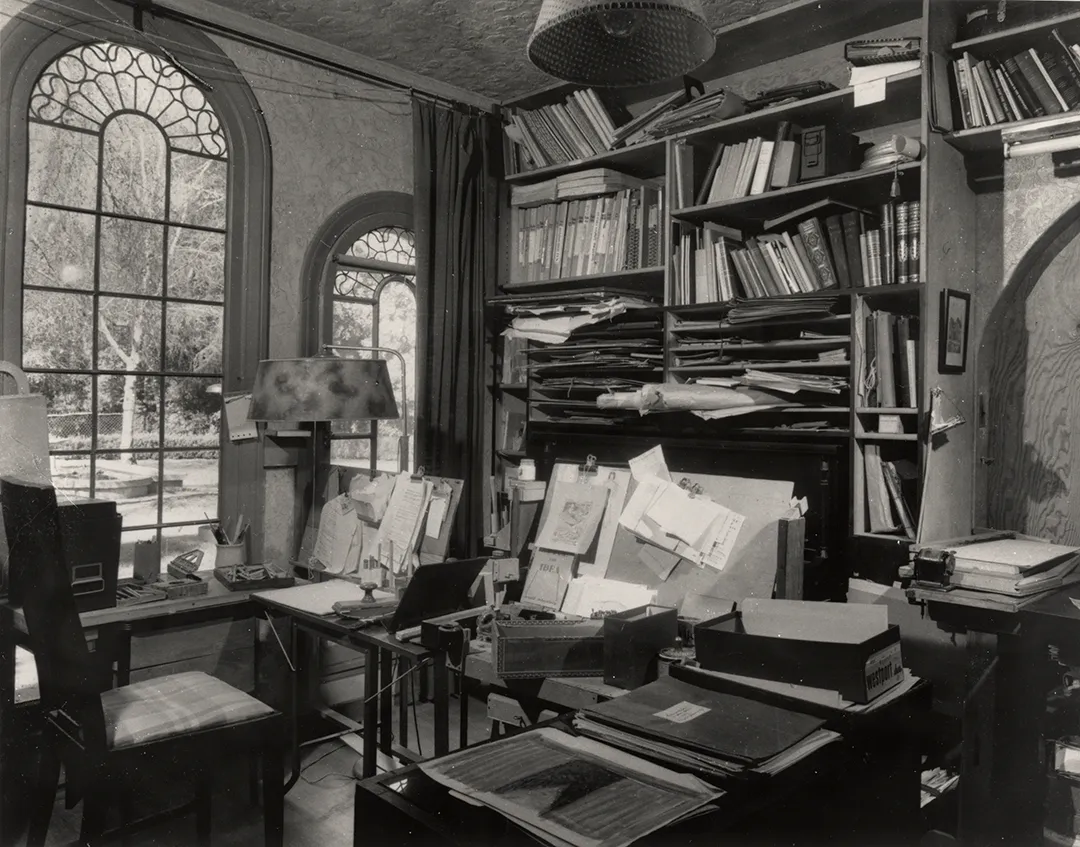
[492,0,981,583]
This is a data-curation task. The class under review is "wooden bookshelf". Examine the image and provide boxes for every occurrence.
[500,266,664,295]
[950,8,1080,54]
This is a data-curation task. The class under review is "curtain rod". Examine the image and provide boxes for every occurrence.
[115,0,495,115]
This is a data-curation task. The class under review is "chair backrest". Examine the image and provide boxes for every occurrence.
[1,477,106,737]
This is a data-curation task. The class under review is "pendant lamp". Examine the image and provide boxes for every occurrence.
[527,0,716,88]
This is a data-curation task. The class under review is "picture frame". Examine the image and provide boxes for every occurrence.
[938,289,971,374]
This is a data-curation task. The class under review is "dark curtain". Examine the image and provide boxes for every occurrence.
[413,99,501,558]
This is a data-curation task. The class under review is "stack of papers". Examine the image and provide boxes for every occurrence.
[741,369,849,395]
[573,675,837,779]
[940,538,1080,596]
[495,291,659,345]
[510,169,662,207]
[726,294,841,324]
[644,88,747,137]
[420,727,722,847]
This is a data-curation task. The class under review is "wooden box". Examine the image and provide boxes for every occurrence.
[493,618,605,679]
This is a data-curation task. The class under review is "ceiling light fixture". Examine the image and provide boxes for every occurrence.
[527,0,716,88]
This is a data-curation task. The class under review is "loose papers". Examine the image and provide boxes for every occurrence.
[419,727,721,847]
[535,480,609,555]
[312,493,362,574]
[562,576,656,618]
[376,472,432,573]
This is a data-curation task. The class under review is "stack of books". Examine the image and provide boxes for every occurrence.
[640,87,747,138]
[676,123,801,209]
[503,89,625,171]
[921,537,1080,597]
[510,182,664,283]
[951,28,1080,130]
[863,449,918,537]
[862,310,919,412]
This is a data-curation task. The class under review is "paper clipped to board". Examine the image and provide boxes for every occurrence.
[223,392,258,442]
[628,444,671,482]
[313,493,362,574]
[534,479,609,555]
[377,472,432,573]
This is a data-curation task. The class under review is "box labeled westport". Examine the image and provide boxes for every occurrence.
[693,599,904,704]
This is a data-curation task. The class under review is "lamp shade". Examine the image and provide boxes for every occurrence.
[248,357,399,422]
[527,0,715,88]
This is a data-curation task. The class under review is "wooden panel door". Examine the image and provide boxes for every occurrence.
[984,215,1080,544]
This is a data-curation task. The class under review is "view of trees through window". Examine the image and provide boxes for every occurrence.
[330,225,417,472]
[21,41,227,570]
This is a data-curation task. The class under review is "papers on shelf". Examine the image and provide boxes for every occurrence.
[561,576,656,618]
[419,727,721,847]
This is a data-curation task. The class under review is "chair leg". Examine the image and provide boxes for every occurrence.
[26,739,61,847]
[79,772,109,846]
[262,724,285,847]
[195,767,212,847]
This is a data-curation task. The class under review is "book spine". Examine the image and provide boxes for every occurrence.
[1036,47,1080,111]
[866,230,883,286]
[790,232,818,293]
[881,203,896,286]
[841,212,865,290]
[551,202,568,279]
[696,142,726,206]
[973,60,1007,124]
[645,188,662,269]
[824,215,851,288]
[749,140,775,196]
[895,201,910,285]
[550,103,591,160]
[987,62,1020,122]
[906,201,920,283]
[624,190,640,270]
[564,96,606,156]
[952,59,974,129]
[796,218,839,290]
[781,230,814,293]
[1004,55,1046,117]
[961,53,987,126]
[993,63,1028,121]
[746,239,782,296]
[1016,50,1065,115]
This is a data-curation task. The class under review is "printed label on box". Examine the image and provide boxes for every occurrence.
[864,641,904,700]
[653,701,710,723]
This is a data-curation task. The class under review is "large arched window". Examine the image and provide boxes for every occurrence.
[2,3,271,571]
[305,193,416,473]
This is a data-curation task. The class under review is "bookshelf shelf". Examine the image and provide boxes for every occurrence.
[505,139,666,184]
[671,361,848,374]
[672,161,921,227]
[855,432,919,442]
[497,382,529,393]
[670,338,849,354]
[502,266,665,295]
[723,426,850,439]
[677,70,923,148]
[950,10,1080,54]
[855,407,919,415]
[944,111,1080,155]
[855,282,924,298]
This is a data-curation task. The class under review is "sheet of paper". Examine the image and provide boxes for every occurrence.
[854,78,887,107]
[535,480,609,555]
[424,496,449,540]
[313,494,353,572]
[255,580,394,616]
[647,485,726,547]
[700,508,746,572]
[561,575,655,617]
[348,473,395,523]
[376,473,432,573]
[629,445,671,482]
[637,541,681,582]
[520,549,575,610]
[224,392,258,442]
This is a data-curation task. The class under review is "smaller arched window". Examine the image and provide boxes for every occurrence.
[307,194,416,473]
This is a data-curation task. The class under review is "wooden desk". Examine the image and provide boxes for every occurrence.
[0,580,260,847]
[252,594,451,782]
[913,583,1080,846]
[352,681,930,847]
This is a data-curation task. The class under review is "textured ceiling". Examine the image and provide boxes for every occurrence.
[204,0,793,102]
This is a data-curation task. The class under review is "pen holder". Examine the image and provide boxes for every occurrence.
[215,542,247,569]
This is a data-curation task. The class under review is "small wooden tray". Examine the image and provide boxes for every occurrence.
[214,562,295,592]
[145,572,209,600]
[116,579,167,607]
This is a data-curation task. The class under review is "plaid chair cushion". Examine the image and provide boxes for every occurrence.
[101,670,274,749]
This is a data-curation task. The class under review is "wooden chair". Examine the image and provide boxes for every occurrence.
[1,477,284,846]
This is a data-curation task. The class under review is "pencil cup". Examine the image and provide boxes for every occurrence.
[215,542,247,569]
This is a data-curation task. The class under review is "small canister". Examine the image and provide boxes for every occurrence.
[518,458,536,481]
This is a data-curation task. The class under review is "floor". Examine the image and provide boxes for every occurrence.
[23,691,492,847]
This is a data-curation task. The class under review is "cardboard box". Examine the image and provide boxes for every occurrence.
[603,604,678,690]
[694,599,904,704]
[493,618,605,679]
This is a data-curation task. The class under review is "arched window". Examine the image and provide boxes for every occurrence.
[2,4,271,572]
[305,193,416,474]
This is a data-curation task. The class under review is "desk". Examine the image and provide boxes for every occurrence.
[252,594,452,782]
[912,583,1080,845]
[0,580,260,847]
[353,680,931,847]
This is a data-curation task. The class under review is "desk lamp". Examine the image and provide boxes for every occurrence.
[248,346,407,569]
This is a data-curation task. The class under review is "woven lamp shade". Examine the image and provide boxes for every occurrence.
[527,0,715,87]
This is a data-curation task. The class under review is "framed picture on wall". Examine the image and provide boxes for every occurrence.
[938,289,971,374]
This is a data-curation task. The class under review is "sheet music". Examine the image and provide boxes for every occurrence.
[377,472,432,573]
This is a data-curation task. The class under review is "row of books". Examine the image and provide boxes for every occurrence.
[951,28,1080,130]
[510,168,657,208]
[504,88,625,171]
[864,448,918,537]
[670,200,920,305]
[862,310,919,420]
[511,187,664,283]
[673,125,800,210]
